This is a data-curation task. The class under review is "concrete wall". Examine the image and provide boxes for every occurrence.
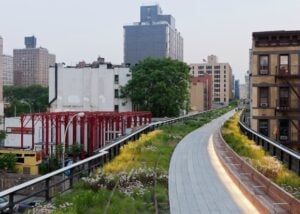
[49,64,132,112]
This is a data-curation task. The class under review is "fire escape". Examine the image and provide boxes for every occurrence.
[274,65,300,145]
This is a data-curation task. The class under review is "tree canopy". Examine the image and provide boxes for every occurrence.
[122,58,190,117]
[4,85,49,116]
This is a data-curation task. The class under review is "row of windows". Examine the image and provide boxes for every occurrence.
[258,54,290,75]
[258,87,290,108]
[258,119,290,142]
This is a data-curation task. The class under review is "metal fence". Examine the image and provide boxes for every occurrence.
[0,110,210,213]
[239,117,300,175]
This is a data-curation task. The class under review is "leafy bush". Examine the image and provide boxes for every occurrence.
[0,153,16,171]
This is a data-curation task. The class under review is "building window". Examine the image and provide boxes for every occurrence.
[114,89,119,98]
[259,87,269,107]
[278,119,289,141]
[279,54,289,75]
[114,75,119,84]
[114,105,119,112]
[259,55,269,75]
[278,87,289,108]
[259,119,269,137]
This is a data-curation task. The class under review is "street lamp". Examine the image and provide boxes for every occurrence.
[20,100,32,113]
[61,112,85,169]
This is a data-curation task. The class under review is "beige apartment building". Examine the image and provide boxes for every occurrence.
[13,36,55,86]
[251,31,300,147]
[189,74,212,112]
[190,55,233,106]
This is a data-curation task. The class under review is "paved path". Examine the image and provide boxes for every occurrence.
[168,111,258,214]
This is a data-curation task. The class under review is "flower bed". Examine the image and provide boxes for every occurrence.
[222,113,300,199]
[34,104,236,213]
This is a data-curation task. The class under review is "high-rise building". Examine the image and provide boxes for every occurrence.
[189,74,212,112]
[239,84,247,99]
[25,36,37,49]
[13,37,55,86]
[234,79,240,99]
[190,55,233,106]
[3,55,13,85]
[250,30,300,147]
[124,4,183,66]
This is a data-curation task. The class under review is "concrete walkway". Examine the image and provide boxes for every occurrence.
[168,111,258,214]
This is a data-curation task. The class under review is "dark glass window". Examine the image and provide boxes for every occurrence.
[114,75,119,84]
[278,87,289,107]
[114,89,119,98]
[259,87,269,107]
[259,119,269,137]
[278,119,289,141]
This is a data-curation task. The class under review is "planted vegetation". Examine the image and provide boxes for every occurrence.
[34,104,235,213]
[222,113,300,199]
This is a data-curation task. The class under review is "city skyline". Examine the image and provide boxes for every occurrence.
[1,0,299,83]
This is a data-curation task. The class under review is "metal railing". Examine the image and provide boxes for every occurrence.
[239,115,300,175]
[0,109,212,213]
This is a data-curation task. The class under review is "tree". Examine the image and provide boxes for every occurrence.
[122,58,190,117]
[4,85,49,116]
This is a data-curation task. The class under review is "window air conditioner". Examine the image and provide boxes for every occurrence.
[260,103,268,108]
[260,70,268,75]
[279,135,288,140]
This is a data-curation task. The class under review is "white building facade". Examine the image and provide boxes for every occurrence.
[3,55,13,85]
[49,64,132,112]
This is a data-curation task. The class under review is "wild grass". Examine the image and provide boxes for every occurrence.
[222,113,300,199]
[48,105,236,213]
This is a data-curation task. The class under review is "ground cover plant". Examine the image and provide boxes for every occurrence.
[32,104,235,214]
[222,113,300,199]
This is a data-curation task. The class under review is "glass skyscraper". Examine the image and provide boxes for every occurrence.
[124,5,183,66]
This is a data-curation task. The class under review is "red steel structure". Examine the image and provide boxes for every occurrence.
[19,111,151,158]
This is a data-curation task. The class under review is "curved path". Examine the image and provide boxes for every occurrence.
[168,111,258,214]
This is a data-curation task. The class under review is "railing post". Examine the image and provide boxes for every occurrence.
[69,168,74,189]
[280,150,284,161]
[8,193,14,214]
[45,178,50,201]
[288,155,292,170]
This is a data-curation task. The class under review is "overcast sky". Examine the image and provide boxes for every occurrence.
[1,0,299,83]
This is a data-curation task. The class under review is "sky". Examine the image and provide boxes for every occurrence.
[0,0,300,83]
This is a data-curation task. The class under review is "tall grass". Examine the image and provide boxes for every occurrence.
[48,105,236,213]
[222,113,300,199]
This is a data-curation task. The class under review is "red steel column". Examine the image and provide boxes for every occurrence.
[73,116,77,146]
[45,115,49,156]
[20,115,24,149]
[80,116,85,159]
[31,115,35,150]
[64,114,69,152]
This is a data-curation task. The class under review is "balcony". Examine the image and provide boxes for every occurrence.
[275,65,300,78]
